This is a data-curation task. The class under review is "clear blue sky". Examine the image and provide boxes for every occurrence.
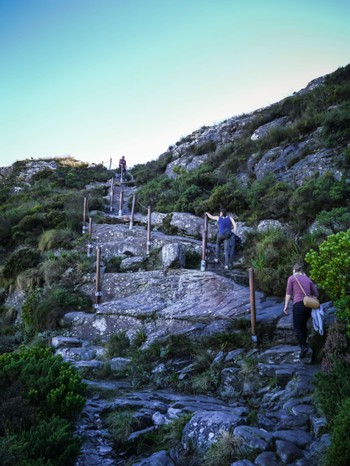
[1,0,349,169]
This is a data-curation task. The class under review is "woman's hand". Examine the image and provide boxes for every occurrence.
[283,306,289,315]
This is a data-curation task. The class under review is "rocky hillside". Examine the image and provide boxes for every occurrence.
[132,64,350,239]
[1,64,350,466]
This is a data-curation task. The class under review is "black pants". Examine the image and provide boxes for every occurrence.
[293,301,312,347]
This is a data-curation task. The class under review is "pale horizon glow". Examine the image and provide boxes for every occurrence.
[1,0,349,169]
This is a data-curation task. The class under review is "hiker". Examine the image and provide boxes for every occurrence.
[283,263,319,359]
[119,155,126,179]
[205,209,237,269]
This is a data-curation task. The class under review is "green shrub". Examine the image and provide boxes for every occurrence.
[0,345,85,465]
[243,228,299,297]
[21,286,91,333]
[204,430,251,465]
[322,102,350,146]
[325,397,350,466]
[314,358,350,424]
[190,140,217,155]
[289,173,349,232]
[306,230,350,304]
[6,415,82,466]
[105,331,130,358]
[247,176,292,222]
[11,212,49,243]
[105,409,134,448]
[315,208,350,234]
[38,229,77,251]
[2,248,41,281]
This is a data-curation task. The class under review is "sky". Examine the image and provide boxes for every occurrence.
[1,0,350,170]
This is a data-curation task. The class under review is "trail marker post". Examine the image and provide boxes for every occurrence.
[82,197,88,234]
[201,215,208,271]
[87,217,93,257]
[129,194,136,229]
[146,205,152,255]
[109,177,114,212]
[95,246,102,308]
[118,189,124,217]
[249,268,257,342]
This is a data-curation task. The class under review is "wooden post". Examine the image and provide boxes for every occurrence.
[146,205,152,255]
[109,177,114,212]
[249,268,257,342]
[109,158,112,170]
[129,194,136,229]
[87,217,93,257]
[95,246,102,307]
[82,197,88,234]
[201,215,208,271]
[118,188,124,217]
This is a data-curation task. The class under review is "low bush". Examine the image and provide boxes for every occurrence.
[243,228,299,297]
[204,430,250,466]
[314,358,350,424]
[0,346,85,465]
[322,102,350,146]
[38,228,77,251]
[325,397,350,466]
[306,230,350,331]
[2,247,41,282]
[21,286,92,333]
[105,331,131,358]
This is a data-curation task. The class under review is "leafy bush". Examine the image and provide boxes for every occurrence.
[190,140,217,155]
[2,415,82,466]
[314,358,350,425]
[0,346,86,422]
[322,102,350,146]
[247,175,292,222]
[204,430,250,465]
[289,173,349,232]
[325,397,350,466]
[243,228,299,297]
[2,248,41,281]
[306,230,350,303]
[0,346,85,465]
[315,208,350,234]
[105,331,131,358]
[21,286,92,333]
[38,228,77,251]
[105,409,134,449]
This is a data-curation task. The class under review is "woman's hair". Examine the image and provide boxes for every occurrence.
[220,208,227,217]
[293,263,304,273]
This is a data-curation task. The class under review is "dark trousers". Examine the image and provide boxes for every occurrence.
[293,301,312,347]
[215,234,232,266]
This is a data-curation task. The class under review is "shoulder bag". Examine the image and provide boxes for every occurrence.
[294,275,320,309]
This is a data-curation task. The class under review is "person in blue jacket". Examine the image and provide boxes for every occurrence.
[205,209,237,269]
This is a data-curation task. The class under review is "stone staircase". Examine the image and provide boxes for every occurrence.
[48,182,334,465]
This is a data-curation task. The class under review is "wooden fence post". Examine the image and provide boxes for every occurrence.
[118,188,124,217]
[82,197,88,234]
[87,217,93,257]
[129,194,136,229]
[249,268,257,342]
[109,177,114,212]
[201,215,208,271]
[95,246,102,307]
[146,205,152,255]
